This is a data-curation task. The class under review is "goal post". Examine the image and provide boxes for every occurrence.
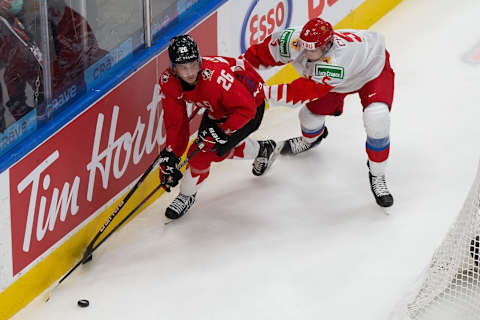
[392,161,480,320]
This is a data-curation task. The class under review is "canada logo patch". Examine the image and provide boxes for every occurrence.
[202,69,215,81]
[161,72,170,84]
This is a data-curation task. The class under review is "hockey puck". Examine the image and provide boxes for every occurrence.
[77,299,89,307]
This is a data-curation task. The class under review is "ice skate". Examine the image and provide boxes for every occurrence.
[369,171,394,209]
[252,140,282,176]
[281,127,328,155]
[165,193,196,220]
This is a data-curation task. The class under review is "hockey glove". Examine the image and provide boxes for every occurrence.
[196,114,231,156]
[158,149,183,191]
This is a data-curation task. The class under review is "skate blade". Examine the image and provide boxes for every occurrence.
[262,142,283,175]
[279,140,292,155]
[164,219,176,226]
[275,141,285,153]
[268,142,284,169]
[382,206,392,215]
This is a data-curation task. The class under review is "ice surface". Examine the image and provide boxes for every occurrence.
[13,0,480,319]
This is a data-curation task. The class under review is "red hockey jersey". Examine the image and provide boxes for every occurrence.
[159,56,262,157]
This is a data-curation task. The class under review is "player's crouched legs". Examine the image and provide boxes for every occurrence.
[281,106,328,155]
[363,102,393,207]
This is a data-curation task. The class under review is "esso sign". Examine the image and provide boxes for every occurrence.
[241,0,292,52]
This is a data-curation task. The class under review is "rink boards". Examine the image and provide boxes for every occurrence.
[0,0,401,318]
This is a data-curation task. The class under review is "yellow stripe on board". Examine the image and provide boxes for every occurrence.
[335,0,403,30]
[0,0,402,318]
[0,167,165,320]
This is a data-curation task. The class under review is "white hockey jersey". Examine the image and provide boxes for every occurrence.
[245,26,386,94]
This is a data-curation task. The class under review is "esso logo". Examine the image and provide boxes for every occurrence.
[240,0,292,52]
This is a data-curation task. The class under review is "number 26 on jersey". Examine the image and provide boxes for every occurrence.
[217,69,234,91]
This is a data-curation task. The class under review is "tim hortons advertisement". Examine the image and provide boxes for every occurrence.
[7,11,218,278]
[8,60,162,276]
[0,171,11,290]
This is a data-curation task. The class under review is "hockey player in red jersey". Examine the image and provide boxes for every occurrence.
[243,17,395,208]
[159,35,281,219]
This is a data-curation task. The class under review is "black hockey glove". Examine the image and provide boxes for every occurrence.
[196,114,231,156]
[158,149,183,191]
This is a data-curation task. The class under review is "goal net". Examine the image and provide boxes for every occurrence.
[393,161,480,320]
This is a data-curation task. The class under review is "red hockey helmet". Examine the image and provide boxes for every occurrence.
[300,17,333,51]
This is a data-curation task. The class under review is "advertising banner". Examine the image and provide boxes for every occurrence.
[9,59,161,276]
[308,0,364,23]
[0,170,11,291]
[217,0,366,58]
[239,0,293,53]
[2,12,218,287]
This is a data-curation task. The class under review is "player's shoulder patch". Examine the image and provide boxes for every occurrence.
[159,69,183,98]
[161,70,171,84]
[161,73,170,84]
[201,68,215,81]
[279,28,296,57]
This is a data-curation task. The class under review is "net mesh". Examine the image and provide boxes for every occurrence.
[402,162,480,320]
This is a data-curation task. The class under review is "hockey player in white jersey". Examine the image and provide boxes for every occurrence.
[243,17,395,208]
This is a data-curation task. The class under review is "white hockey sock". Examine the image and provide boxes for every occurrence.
[241,137,260,160]
[180,167,201,196]
[364,102,390,177]
[369,160,388,176]
[299,106,326,143]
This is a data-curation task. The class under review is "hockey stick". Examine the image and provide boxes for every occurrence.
[88,144,203,253]
[45,142,204,301]
[80,154,160,263]
[82,105,202,263]
[44,108,203,300]
[81,143,203,264]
